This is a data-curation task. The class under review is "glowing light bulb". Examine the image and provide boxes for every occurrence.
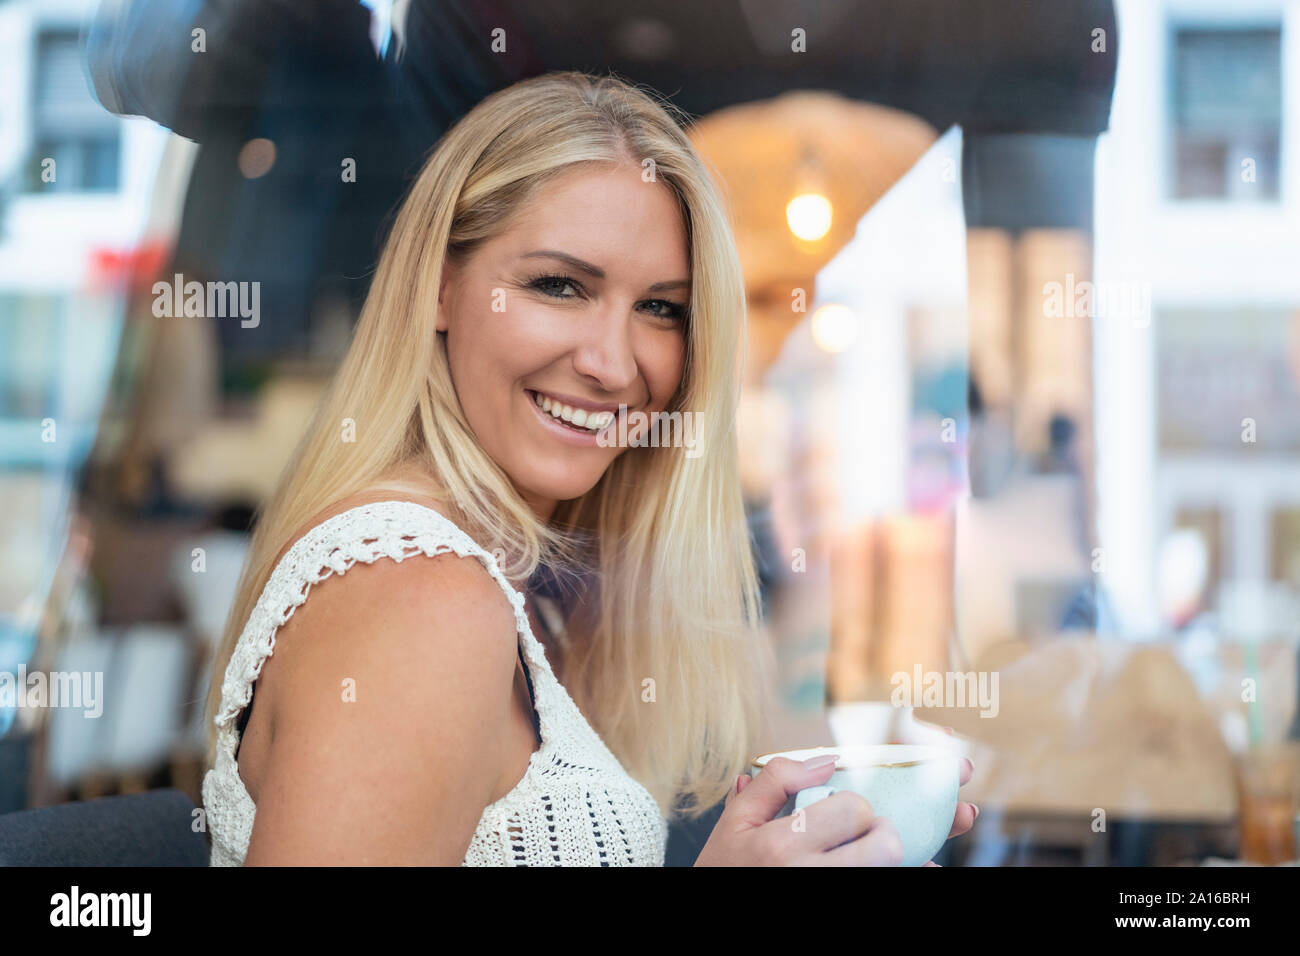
[811,303,858,353]
[786,192,832,241]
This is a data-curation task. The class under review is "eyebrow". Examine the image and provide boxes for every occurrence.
[520,250,690,294]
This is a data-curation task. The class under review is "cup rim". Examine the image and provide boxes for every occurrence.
[751,743,956,771]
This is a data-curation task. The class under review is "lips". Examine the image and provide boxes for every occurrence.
[527,389,618,433]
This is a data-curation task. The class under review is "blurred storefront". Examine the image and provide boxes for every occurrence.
[2,0,1298,867]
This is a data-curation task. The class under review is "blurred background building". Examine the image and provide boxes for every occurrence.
[0,0,1297,866]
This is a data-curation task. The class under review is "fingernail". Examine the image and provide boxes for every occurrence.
[802,754,839,771]
[735,774,745,794]
[972,804,980,820]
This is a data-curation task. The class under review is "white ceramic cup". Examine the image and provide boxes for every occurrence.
[750,744,961,867]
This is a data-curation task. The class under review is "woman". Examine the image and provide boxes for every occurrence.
[201,71,975,865]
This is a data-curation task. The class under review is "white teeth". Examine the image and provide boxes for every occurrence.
[531,391,614,432]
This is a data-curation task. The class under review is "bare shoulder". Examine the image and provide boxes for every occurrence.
[257,478,508,711]
[265,539,518,695]
[260,479,512,704]
[242,486,521,864]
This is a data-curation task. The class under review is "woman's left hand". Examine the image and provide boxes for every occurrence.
[730,725,981,866]
[922,726,977,867]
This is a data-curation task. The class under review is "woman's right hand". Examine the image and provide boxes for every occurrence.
[693,755,904,866]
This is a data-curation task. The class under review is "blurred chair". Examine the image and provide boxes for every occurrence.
[101,626,193,780]
[41,626,192,798]
[169,530,249,778]
[0,789,209,865]
[41,634,116,790]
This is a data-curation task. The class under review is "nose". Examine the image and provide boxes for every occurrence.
[570,304,638,394]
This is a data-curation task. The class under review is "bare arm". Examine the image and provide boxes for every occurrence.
[243,551,519,865]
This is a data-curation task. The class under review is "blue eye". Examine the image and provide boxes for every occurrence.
[528,274,582,298]
[525,272,687,325]
[642,299,688,323]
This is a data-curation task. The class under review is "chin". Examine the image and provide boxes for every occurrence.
[518,463,611,507]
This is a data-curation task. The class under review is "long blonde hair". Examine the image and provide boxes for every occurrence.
[204,70,774,819]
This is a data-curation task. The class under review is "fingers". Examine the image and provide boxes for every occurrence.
[820,816,904,866]
[781,790,880,854]
[731,754,838,826]
[947,755,976,838]
[723,772,754,811]
[947,800,978,839]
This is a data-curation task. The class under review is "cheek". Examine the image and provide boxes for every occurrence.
[645,331,688,405]
[450,302,542,392]
[442,321,513,448]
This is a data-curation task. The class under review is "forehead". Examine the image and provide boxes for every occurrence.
[496,163,691,278]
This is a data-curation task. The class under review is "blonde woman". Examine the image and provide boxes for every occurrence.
[201,71,975,866]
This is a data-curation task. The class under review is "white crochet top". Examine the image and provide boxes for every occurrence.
[201,500,668,866]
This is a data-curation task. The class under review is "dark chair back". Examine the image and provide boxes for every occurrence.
[0,789,210,866]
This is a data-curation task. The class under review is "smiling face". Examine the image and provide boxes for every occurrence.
[436,161,691,519]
